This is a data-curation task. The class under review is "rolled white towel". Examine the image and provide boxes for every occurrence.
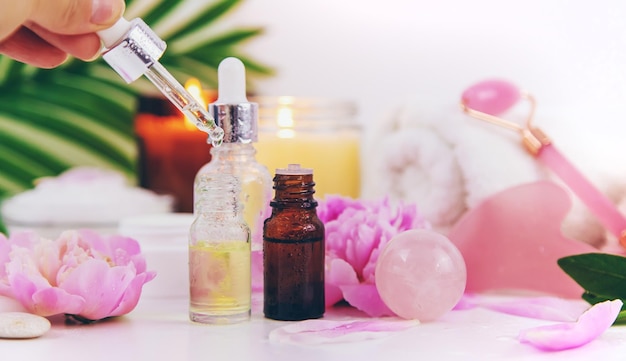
[444,111,548,209]
[361,97,466,233]
[362,94,620,247]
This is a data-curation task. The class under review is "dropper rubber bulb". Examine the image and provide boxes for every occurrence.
[216,57,248,104]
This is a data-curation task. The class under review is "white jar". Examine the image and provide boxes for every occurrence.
[118,213,193,299]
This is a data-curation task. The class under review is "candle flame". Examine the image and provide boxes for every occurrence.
[277,107,295,139]
[184,78,205,130]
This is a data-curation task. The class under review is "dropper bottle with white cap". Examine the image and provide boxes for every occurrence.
[194,57,272,290]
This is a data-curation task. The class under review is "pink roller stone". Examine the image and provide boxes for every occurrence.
[462,79,626,244]
[375,229,467,322]
[461,79,520,115]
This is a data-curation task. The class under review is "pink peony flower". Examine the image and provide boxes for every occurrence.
[0,229,155,322]
[318,195,429,317]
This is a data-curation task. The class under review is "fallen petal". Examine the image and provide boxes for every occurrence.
[269,319,418,345]
[452,293,478,310]
[482,296,589,322]
[518,299,622,351]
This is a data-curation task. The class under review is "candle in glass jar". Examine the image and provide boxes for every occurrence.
[253,97,361,199]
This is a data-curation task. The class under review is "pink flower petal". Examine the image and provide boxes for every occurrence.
[0,295,28,313]
[481,296,589,322]
[346,218,378,275]
[340,284,395,317]
[81,230,147,273]
[269,319,419,345]
[5,248,55,303]
[108,271,155,317]
[452,293,478,310]
[0,234,12,297]
[251,250,264,293]
[325,258,359,307]
[7,273,44,313]
[33,239,63,286]
[59,259,136,320]
[31,287,85,316]
[518,299,622,351]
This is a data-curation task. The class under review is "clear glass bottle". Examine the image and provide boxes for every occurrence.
[197,144,271,253]
[263,164,325,321]
[189,173,251,324]
[198,58,272,276]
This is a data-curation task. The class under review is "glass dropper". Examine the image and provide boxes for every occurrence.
[97,17,224,147]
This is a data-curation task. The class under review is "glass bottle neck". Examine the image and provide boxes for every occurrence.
[270,173,317,209]
[210,143,257,160]
[194,173,242,216]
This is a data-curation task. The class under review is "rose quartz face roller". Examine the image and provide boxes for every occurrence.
[461,79,626,248]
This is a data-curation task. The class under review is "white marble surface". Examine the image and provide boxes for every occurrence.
[3,295,626,361]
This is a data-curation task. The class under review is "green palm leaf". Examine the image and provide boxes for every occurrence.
[164,0,242,41]
[0,0,272,230]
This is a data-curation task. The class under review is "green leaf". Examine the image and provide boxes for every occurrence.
[0,57,26,86]
[170,27,264,53]
[159,57,219,88]
[165,0,242,42]
[141,0,183,27]
[0,112,121,161]
[558,253,626,301]
[615,310,626,325]
[17,82,132,134]
[582,291,615,306]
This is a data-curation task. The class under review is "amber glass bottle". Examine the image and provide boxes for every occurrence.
[263,164,325,321]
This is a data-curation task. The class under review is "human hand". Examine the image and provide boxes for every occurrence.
[0,0,125,68]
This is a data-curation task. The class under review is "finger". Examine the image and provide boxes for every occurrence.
[0,27,68,68]
[29,0,125,35]
[0,3,31,41]
[26,22,101,61]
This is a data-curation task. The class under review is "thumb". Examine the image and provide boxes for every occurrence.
[29,0,125,35]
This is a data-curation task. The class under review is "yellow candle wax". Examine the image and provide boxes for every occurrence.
[256,129,360,199]
[253,96,361,200]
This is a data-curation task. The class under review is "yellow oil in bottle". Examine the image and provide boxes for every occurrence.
[189,241,251,323]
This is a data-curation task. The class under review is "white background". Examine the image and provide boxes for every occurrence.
[220,0,626,130]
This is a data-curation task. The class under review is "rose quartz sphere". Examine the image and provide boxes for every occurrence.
[375,229,467,321]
